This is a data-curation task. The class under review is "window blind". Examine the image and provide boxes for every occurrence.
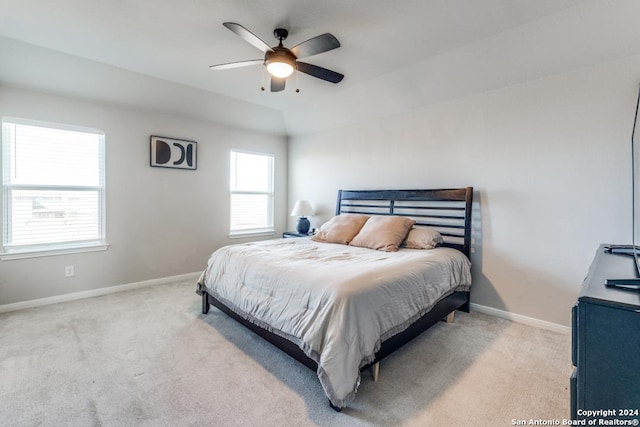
[1,118,106,255]
[229,151,274,235]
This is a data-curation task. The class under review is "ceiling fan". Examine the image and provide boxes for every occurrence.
[210,22,344,92]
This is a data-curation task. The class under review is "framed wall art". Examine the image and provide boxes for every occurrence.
[150,135,197,170]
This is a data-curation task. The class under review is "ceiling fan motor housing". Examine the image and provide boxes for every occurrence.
[265,47,296,65]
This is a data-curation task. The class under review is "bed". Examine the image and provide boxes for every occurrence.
[196,187,473,410]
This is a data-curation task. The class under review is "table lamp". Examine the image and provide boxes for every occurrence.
[290,200,314,234]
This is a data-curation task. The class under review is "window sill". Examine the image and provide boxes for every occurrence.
[0,243,110,261]
[228,231,275,239]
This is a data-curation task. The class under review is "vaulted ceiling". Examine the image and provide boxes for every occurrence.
[1,0,640,136]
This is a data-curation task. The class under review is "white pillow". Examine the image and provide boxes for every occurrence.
[403,227,443,249]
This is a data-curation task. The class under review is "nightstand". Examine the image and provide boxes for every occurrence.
[282,231,313,238]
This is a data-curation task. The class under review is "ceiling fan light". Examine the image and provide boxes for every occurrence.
[266,61,294,78]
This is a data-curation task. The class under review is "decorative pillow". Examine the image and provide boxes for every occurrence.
[311,214,370,245]
[349,215,416,252]
[403,227,444,249]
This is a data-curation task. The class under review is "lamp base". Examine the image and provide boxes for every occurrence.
[296,217,310,234]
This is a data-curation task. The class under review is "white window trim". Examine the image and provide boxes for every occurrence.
[228,231,275,239]
[1,117,107,260]
[229,150,275,237]
[0,243,109,261]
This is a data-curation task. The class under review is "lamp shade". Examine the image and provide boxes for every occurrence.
[290,200,314,217]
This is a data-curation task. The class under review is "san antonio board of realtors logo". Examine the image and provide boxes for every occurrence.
[150,135,197,170]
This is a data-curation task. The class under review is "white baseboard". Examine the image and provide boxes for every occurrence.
[1,276,571,335]
[470,302,571,335]
[0,272,201,314]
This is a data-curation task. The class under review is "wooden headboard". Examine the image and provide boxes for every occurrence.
[335,187,473,257]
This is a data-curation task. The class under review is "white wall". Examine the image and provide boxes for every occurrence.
[0,86,288,305]
[289,54,640,326]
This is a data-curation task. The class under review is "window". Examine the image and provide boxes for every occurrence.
[1,118,106,259]
[229,150,274,236]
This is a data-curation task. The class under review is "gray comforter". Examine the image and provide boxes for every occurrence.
[197,237,471,408]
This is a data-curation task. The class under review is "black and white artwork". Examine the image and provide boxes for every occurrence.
[150,135,197,170]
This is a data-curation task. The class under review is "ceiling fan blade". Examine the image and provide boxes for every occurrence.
[271,77,286,92]
[209,59,263,70]
[296,62,344,84]
[290,33,340,59]
[223,22,273,53]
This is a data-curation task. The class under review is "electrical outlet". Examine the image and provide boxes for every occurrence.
[65,265,74,277]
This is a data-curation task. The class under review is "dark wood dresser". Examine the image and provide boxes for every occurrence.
[571,244,640,421]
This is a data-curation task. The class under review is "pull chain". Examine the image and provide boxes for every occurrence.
[295,67,300,93]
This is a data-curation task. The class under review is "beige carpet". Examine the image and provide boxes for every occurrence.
[0,281,571,426]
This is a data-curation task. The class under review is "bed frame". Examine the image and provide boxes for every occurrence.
[198,187,473,410]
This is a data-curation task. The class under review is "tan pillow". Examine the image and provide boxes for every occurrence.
[349,216,416,252]
[312,214,370,245]
[404,227,444,249]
